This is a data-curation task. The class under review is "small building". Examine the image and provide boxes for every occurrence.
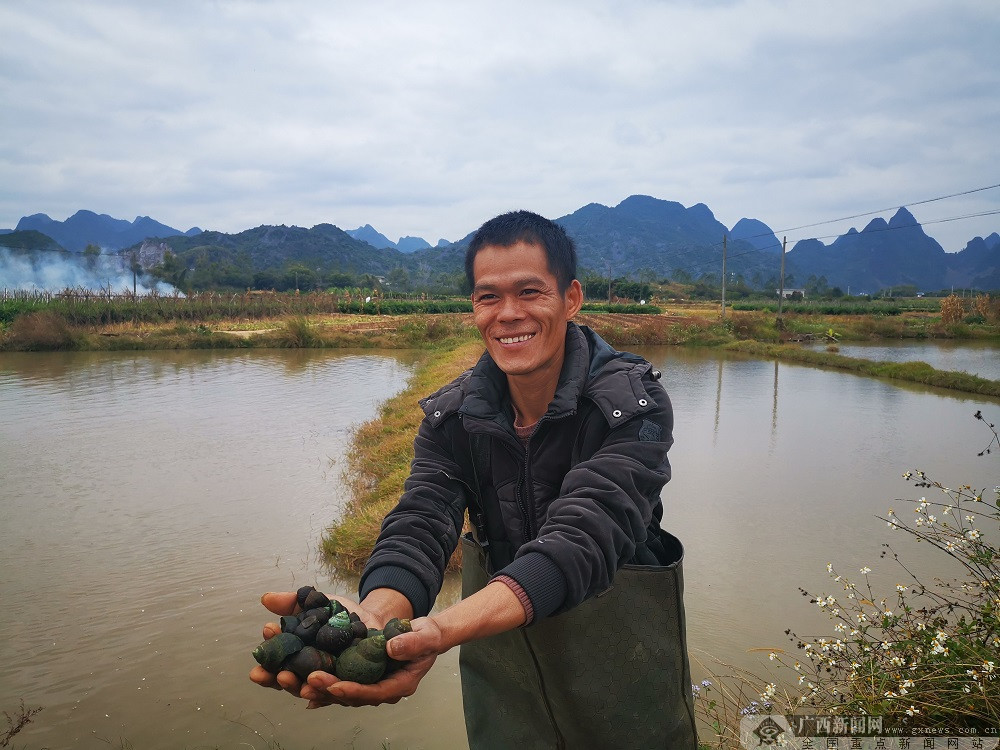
[775,288,807,299]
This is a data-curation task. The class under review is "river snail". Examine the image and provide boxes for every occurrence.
[335,633,389,684]
[283,645,336,680]
[252,586,412,682]
[252,631,305,673]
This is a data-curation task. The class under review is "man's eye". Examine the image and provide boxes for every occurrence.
[475,293,497,302]
[520,289,540,296]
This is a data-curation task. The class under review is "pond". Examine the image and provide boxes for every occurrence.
[1,343,997,748]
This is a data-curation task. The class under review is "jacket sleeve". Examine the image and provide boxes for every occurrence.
[497,377,673,621]
[358,415,468,617]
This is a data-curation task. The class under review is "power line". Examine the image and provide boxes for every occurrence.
[772,182,1000,236]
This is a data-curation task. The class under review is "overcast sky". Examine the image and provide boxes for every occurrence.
[1,1,998,252]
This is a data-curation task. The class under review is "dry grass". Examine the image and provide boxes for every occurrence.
[321,339,484,572]
[2,311,78,350]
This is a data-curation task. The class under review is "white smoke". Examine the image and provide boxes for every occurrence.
[0,246,177,294]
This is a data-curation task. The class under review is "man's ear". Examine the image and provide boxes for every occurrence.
[564,279,583,319]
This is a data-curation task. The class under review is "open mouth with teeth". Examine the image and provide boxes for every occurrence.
[498,333,535,345]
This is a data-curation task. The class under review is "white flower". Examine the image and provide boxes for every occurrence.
[984,661,995,674]
[860,566,872,575]
[966,515,976,523]
[896,584,907,592]
[827,563,834,573]
[967,529,981,541]
[906,706,919,716]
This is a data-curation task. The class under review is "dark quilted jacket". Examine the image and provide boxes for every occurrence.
[358,323,674,621]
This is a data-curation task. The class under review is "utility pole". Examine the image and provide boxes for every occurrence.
[720,235,727,319]
[607,260,612,304]
[777,236,787,321]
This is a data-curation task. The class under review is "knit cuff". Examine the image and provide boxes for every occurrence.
[491,574,535,625]
[358,565,430,618]
[497,551,567,622]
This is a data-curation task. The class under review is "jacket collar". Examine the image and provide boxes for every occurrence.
[460,322,592,422]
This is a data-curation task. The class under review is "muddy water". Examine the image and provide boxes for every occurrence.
[0,349,468,750]
[1,344,998,748]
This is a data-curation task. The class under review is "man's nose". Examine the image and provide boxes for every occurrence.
[497,295,525,320]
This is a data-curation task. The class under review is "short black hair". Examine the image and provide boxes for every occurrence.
[465,210,578,293]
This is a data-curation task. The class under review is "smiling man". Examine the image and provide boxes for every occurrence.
[251,210,697,748]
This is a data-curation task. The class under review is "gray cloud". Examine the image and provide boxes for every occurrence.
[1,0,997,253]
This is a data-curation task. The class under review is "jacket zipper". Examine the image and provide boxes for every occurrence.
[517,434,534,544]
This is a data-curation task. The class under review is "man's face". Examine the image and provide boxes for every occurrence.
[471,241,583,380]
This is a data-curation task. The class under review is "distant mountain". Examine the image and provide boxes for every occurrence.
[347,224,395,250]
[786,208,949,291]
[344,226,432,253]
[8,201,1000,294]
[945,232,1000,290]
[396,236,431,253]
[153,223,406,276]
[0,229,66,252]
[13,210,199,252]
[555,195,785,286]
[730,218,781,254]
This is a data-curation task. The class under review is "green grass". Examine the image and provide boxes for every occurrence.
[726,340,1000,396]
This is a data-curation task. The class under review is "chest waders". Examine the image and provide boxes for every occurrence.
[459,530,698,749]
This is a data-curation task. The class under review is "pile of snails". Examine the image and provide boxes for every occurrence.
[252,585,411,684]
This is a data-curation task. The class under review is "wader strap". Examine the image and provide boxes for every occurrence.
[467,432,514,573]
